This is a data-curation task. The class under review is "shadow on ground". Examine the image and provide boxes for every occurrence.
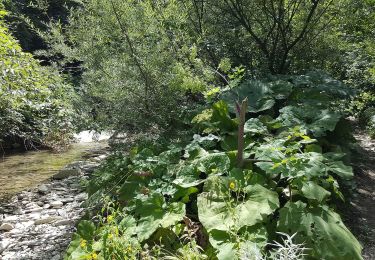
[341,128,375,260]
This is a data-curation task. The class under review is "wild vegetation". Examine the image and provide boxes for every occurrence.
[64,73,364,259]
[0,0,374,259]
[0,6,75,150]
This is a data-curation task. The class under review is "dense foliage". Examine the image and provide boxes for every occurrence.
[0,0,373,259]
[334,0,375,136]
[29,0,372,134]
[65,74,363,259]
[46,0,220,130]
[0,7,75,149]
[3,0,82,54]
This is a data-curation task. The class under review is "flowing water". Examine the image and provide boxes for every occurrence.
[0,131,110,199]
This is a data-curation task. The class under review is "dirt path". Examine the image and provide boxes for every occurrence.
[344,129,375,259]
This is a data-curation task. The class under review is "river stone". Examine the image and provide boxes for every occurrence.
[75,193,87,202]
[29,208,44,214]
[34,216,62,225]
[51,255,60,260]
[38,184,49,194]
[81,163,98,173]
[50,201,63,208]
[57,209,68,218]
[0,223,14,231]
[25,240,41,247]
[0,239,10,253]
[26,202,39,209]
[61,197,74,203]
[22,221,35,229]
[28,213,42,220]
[98,154,107,160]
[66,161,84,168]
[53,168,81,180]
[14,223,25,230]
[54,219,74,226]
[3,215,18,222]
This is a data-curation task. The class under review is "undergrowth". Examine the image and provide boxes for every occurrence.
[65,72,363,260]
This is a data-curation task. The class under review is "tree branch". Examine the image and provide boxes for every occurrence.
[109,0,151,111]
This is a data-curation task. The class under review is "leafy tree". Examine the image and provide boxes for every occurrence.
[56,0,214,131]
[0,6,75,149]
[330,0,375,133]
[209,0,336,74]
[3,0,82,53]
[35,0,374,134]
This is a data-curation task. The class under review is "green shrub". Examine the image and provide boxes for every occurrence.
[0,8,75,149]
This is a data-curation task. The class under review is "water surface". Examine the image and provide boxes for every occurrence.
[0,131,109,198]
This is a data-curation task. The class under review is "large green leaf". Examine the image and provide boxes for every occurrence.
[301,181,331,202]
[253,139,287,176]
[220,133,254,151]
[77,220,96,241]
[268,80,294,100]
[133,148,154,161]
[211,100,238,132]
[244,118,268,135]
[198,177,279,233]
[191,134,221,149]
[289,152,327,178]
[64,235,88,260]
[194,152,230,173]
[157,146,183,164]
[222,81,275,113]
[326,160,353,180]
[118,181,141,201]
[118,215,137,236]
[173,163,206,188]
[183,143,209,160]
[173,152,230,188]
[277,105,341,137]
[278,201,363,260]
[256,144,351,208]
[172,186,199,202]
[292,71,353,99]
[255,146,351,181]
[134,193,185,241]
[209,225,267,260]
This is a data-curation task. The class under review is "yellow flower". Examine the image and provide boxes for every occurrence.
[229,182,236,190]
[108,233,113,239]
[107,215,114,222]
[80,239,87,248]
[91,253,98,260]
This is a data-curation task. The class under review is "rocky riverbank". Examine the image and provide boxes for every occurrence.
[0,151,108,260]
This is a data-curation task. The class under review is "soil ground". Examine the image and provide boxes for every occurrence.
[343,128,375,260]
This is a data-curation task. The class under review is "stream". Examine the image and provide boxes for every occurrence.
[0,131,111,260]
[0,131,110,199]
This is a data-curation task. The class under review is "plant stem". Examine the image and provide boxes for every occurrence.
[237,98,248,168]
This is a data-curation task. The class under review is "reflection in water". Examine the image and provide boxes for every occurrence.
[0,132,110,198]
